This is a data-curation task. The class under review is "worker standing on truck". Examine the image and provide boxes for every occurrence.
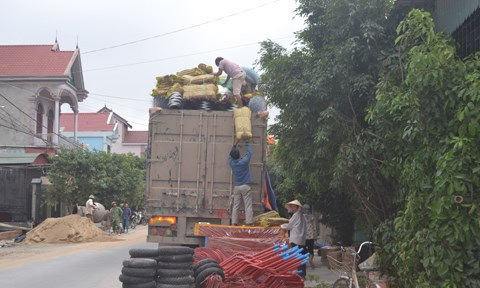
[85,195,97,222]
[214,57,246,107]
[229,142,254,226]
[110,202,123,234]
[281,200,307,278]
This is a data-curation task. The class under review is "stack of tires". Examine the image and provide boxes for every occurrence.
[120,258,157,288]
[193,259,225,288]
[156,246,195,288]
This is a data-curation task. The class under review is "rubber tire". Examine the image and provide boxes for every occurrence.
[156,284,193,288]
[332,278,350,288]
[123,258,157,269]
[130,248,160,258]
[193,259,218,272]
[119,274,155,284]
[122,281,156,288]
[157,262,192,270]
[157,254,194,263]
[158,246,194,255]
[122,267,157,277]
[157,269,193,278]
[193,263,221,279]
[195,267,224,288]
[157,275,194,285]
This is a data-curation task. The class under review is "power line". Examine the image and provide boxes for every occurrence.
[89,92,151,102]
[85,96,150,114]
[84,35,293,72]
[79,102,148,127]
[83,0,282,54]
[0,88,83,148]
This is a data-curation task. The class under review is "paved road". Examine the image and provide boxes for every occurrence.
[0,227,155,288]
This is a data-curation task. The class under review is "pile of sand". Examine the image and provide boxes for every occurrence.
[25,214,107,244]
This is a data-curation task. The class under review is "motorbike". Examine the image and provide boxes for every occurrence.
[129,210,147,229]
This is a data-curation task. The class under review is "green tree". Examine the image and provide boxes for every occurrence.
[45,149,146,212]
[369,9,480,287]
[258,0,399,242]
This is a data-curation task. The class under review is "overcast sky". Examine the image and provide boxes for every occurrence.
[2,0,305,130]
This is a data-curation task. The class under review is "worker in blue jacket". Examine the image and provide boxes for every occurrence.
[229,142,253,226]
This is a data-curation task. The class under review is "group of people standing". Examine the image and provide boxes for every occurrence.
[85,195,132,234]
[108,201,132,234]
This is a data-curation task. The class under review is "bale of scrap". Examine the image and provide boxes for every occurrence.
[183,84,217,100]
[259,217,289,227]
[233,107,252,140]
[181,74,216,85]
[253,210,279,225]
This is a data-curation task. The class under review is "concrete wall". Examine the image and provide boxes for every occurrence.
[0,83,37,146]
[113,143,146,157]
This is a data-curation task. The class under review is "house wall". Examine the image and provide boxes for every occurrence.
[0,83,36,146]
[0,82,67,147]
[62,131,113,152]
[113,143,146,157]
[110,123,146,156]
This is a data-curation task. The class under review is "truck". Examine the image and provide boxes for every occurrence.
[145,108,267,246]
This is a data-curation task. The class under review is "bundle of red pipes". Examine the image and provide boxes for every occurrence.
[198,244,306,288]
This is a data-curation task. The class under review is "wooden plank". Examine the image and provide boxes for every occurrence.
[0,230,22,241]
[0,222,31,231]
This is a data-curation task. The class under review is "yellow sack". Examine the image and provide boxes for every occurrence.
[183,84,217,100]
[233,107,252,140]
[182,74,215,85]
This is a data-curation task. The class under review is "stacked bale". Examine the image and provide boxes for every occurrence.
[156,246,195,288]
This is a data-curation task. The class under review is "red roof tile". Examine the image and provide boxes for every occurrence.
[124,131,148,144]
[60,112,114,132]
[0,44,75,77]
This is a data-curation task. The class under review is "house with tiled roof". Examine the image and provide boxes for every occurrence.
[0,41,87,153]
[0,41,87,222]
[61,106,148,156]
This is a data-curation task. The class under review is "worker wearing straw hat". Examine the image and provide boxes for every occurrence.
[281,199,307,277]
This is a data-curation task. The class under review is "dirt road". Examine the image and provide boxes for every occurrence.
[0,226,153,288]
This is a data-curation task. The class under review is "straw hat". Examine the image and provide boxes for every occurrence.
[285,199,302,209]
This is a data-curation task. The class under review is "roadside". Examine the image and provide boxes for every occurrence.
[0,225,148,270]
[305,253,338,287]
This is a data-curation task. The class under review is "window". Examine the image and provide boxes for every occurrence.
[36,104,43,135]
